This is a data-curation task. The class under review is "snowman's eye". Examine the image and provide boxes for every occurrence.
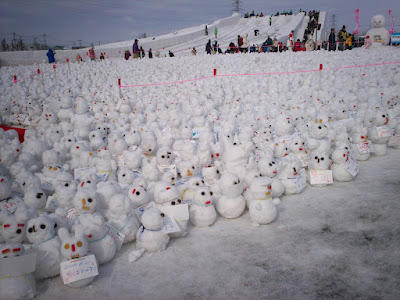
[295,142,298,145]
[64,243,69,249]
[65,183,69,187]
[196,183,199,186]
[192,166,195,170]
[216,170,219,174]
[161,155,165,158]
[136,191,140,195]
[321,157,324,161]
[269,163,272,167]
[40,224,46,229]
[318,126,322,129]
[171,201,176,205]
[88,198,93,203]
[87,181,91,184]
[171,177,175,181]
[382,115,385,118]
[315,156,318,160]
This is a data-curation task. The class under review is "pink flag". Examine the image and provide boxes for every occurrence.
[353,9,360,35]
[389,10,395,35]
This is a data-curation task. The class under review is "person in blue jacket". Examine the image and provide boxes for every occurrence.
[47,48,55,63]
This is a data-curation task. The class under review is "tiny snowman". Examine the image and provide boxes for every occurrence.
[108,193,140,243]
[307,151,333,187]
[0,206,30,243]
[178,176,205,205]
[257,155,285,199]
[289,135,310,168]
[54,171,77,210]
[117,166,136,191]
[78,213,116,265]
[71,188,102,223]
[215,173,246,219]
[278,154,307,195]
[136,208,170,253]
[368,110,392,156]
[189,186,217,227]
[58,225,98,288]
[26,215,61,279]
[248,177,280,227]
[23,188,47,211]
[0,243,36,300]
[350,125,371,161]
[331,145,359,182]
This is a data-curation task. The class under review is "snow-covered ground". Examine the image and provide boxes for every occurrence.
[36,149,400,299]
[1,46,400,299]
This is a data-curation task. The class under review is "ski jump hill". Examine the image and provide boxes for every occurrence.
[0,12,327,66]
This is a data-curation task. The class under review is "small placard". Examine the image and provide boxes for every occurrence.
[0,196,24,214]
[45,195,59,213]
[289,175,307,193]
[135,202,181,234]
[357,141,374,154]
[128,145,138,151]
[376,126,392,139]
[158,164,177,177]
[158,204,189,222]
[96,172,109,182]
[74,167,96,180]
[388,135,400,146]
[345,158,360,177]
[60,254,98,284]
[135,201,158,220]
[105,222,125,251]
[115,100,123,111]
[309,169,333,185]
[66,208,77,220]
[0,251,36,277]
[296,153,310,167]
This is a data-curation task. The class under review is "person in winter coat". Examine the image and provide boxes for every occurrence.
[345,34,353,50]
[132,39,139,59]
[328,28,336,51]
[149,48,153,58]
[338,26,347,50]
[205,40,212,54]
[191,47,197,55]
[47,48,55,63]
[294,39,301,52]
[124,50,131,60]
[273,37,278,52]
[168,50,174,57]
[214,27,218,39]
[205,25,208,35]
[89,47,95,60]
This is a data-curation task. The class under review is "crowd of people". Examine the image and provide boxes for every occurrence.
[328,26,356,51]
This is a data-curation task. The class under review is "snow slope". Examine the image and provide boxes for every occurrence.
[0,12,325,66]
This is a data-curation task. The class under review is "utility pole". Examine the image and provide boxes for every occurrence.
[43,33,47,47]
[232,0,242,14]
[78,39,82,48]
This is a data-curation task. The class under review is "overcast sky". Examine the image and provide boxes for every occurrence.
[1,0,399,47]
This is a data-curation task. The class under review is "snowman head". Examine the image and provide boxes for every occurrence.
[58,225,89,260]
[371,15,386,28]
[26,215,56,244]
[73,188,98,214]
[140,208,164,231]
[193,186,213,206]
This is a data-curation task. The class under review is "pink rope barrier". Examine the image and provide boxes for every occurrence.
[119,61,400,88]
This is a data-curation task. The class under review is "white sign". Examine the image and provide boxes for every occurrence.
[60,254,98,284]
[376,126,392,139]
[0,251,36,277]
[388,135,400,146]
[105,222,125,250]
[96,172,109,182]
[74,167,97,180]
[296,153,310,167]
[309,169,333,185]
[357,141,374,154]
[45,195,59,213]
[66,208,77,220]
[289,175,307,193]
[0,196,24,214]
[345,158,360,177]
[158,164,177,177]
[158,204,189,222]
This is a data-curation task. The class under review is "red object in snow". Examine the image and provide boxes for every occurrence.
[0,125,26,143]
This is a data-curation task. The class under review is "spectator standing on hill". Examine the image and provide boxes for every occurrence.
[169,51,174,57]
[273,37,278,52]
[191,47,197,55]
[100,52,105,60]
[149,48,153,58]
[338,26,347,50]
[328,28,336,51]
[205,40,212,54]
[205,25,208,35]
[47,47,55,63]
[345,34,353,50]
[269,16,272,26]
[124,50,131,60]
[214,27,218,39]
[132,39,139,59]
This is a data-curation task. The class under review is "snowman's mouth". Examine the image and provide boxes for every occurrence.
[71,254,79,259]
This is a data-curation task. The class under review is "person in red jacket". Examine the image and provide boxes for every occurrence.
[294,39,301,52]
[89,47,95,60]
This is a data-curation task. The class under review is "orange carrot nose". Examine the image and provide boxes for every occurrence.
[187,170,193,176]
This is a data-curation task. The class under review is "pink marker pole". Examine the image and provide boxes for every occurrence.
[53,64,58,86]
[13,75,18,99]
[37,69,43,94]
[66,58,71,74]
[118,78,122,98]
